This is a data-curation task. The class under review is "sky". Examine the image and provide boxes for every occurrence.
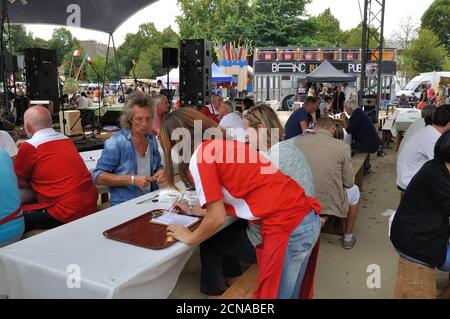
[23,0,435,46]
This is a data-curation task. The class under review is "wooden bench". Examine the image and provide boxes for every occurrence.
[220,264,258,299]
[378,114,389,131]
[394,256,437,299]
[322,152,369,235]
[381,119,395,148]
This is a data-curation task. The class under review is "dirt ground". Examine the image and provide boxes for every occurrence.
[169,111,449,299]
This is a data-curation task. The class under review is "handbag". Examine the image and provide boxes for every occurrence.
[417,101,426,109]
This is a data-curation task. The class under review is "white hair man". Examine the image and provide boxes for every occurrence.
[14,106,98,233]
[217,100,246,142]
[343,99,382,155]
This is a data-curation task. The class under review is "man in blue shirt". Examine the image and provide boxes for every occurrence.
[93,92,165,206]
[284,96,319,140]
[344,99,382,155]
[0,149,25,247]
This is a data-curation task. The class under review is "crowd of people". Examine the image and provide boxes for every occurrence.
[0,82,449,299]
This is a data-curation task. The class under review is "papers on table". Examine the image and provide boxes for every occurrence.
[158,189,199,206]
[150,212,200,228]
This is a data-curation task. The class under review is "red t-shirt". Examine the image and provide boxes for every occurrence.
[14,129,98,223]
[189,139,320,227]
[189,139,321,298]
[200,105,219,123]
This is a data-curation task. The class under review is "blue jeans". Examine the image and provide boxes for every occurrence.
[277,211,321,299]
[396,246,450,272]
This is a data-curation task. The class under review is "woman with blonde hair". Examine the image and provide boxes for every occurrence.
[160,108,321,299]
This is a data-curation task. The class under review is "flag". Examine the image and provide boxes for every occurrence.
[73,50,81,57]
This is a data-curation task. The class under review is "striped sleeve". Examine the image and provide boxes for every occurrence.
[189,143,223,207]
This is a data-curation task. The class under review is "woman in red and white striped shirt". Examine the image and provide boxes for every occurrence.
[160,108,321,299]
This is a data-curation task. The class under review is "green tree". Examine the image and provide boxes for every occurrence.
[176,0,251,42]
[421,0,450,53]
[389,16,419,80]
[117,23,179,78]
[30,37,49,48]
[47,28,80,66]
[3,25,36,55]
[341,23,381,48]
[403,28,447,76]
[307,8,343,47]
[131,49,155,79]
[249,0,312,47]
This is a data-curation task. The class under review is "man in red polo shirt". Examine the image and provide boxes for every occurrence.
[14,106,98,233]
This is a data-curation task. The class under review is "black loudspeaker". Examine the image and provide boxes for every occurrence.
[100,111,121,126]
[1,52,18,72]
[179,39,213,108]
[24,48,59,114]
[162,48,178,69]
[180,39,213,67]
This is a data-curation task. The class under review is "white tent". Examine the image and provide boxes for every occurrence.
[156,68,179,84]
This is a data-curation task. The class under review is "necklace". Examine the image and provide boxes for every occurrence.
[132,134,148,156]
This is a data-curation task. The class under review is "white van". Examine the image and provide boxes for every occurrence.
[397,71,450,99]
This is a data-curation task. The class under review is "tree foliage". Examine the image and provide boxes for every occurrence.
[403,28,447,76]
[302,8,342,47]
[47,28,80,66]
[341,23,381,48]
[117,24,179,79]
[85,55,117,83]
[421,0,450,53]
[249,0,312,47]
[176,0,251,42]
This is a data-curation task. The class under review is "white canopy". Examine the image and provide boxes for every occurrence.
[156,68,180,84]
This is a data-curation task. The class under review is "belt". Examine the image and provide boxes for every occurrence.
[0,207,23,226]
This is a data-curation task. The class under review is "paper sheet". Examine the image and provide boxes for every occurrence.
[151,212,200,228]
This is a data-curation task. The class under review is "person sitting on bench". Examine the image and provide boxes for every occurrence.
[14,106,98,233]
[0,149,24,247]
[396,105,450,192]
[390,131,450,291]
[296,117,360,249]
[93,92,165,206]
[343,99,382,156]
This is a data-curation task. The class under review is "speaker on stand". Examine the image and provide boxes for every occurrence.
[179,39,213,109]
[24,48,60,118]
[162,47,178,111]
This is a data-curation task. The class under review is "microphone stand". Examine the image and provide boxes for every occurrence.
[88,62,103,136]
